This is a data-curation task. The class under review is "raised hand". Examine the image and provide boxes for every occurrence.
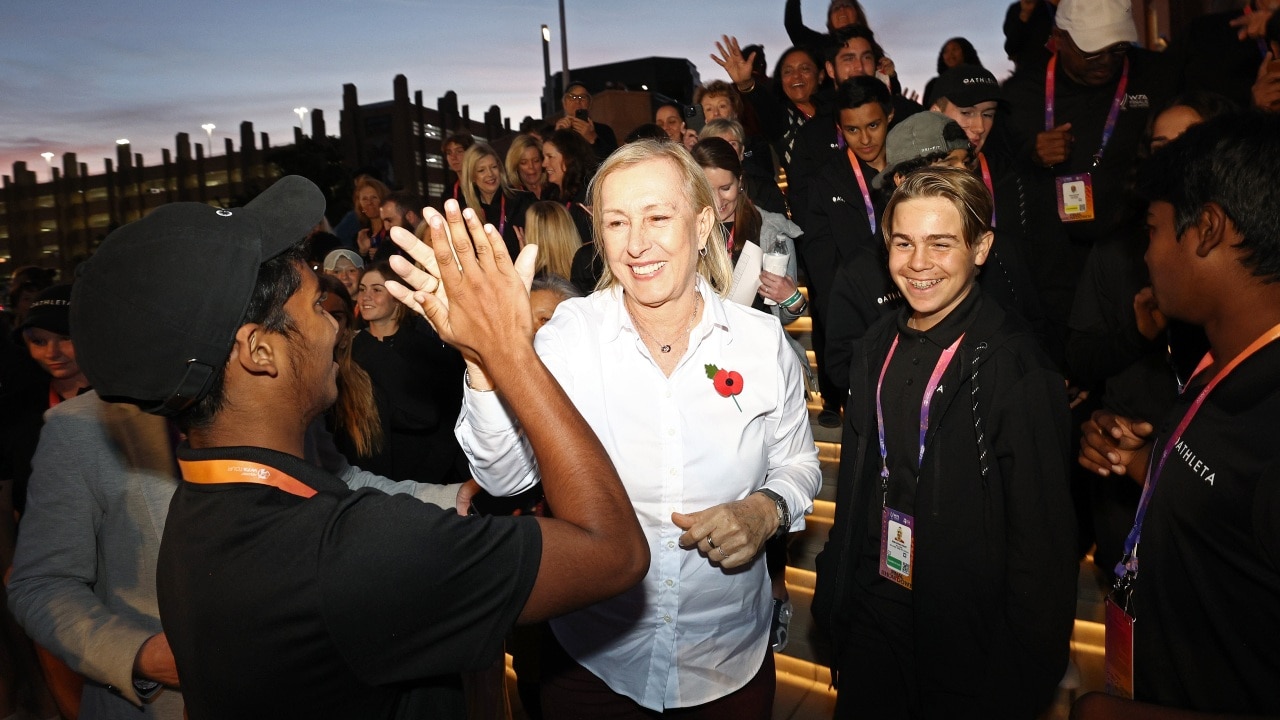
[711,35,757,89]
[385,200,538,387]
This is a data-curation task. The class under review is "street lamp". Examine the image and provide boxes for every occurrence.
[293,107,308,137]
[541,25,552,117]
[201,123,216,156]
[558,0,570,88]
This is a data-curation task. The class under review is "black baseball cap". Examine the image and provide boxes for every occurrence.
[931,64,1002,108]
[18,283,73,337]
[71,175,325,416]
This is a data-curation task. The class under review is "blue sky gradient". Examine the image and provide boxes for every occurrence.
[0,0,1013,177]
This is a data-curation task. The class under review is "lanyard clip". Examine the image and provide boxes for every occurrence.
[1091,153,1103,169]
[1109,570,1135,613]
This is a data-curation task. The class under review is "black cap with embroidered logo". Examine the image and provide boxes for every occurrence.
[70,175,325,416]
[931,64,1002,109]
[17,283,73,337]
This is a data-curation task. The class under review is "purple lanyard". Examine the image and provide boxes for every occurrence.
[1117,323,1280,578]
[846,149,877,234]
[1045,54,1130,167]
[875,332,966,493]
[496,193,507,236]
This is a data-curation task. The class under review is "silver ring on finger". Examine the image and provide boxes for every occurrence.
[718,546,729,560]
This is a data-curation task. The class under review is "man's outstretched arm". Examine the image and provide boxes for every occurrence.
[388,203,649,622]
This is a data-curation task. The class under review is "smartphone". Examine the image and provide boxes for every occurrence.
[574,108,590,121]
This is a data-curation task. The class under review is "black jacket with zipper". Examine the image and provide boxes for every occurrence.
[813,290,1077,719]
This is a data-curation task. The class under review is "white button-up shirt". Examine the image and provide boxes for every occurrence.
[457,280,821,710]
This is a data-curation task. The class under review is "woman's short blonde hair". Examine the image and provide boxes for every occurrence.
[525,200,584,281]
[505,134,546,193]
[587,140,732,296]
[699,118,746,146]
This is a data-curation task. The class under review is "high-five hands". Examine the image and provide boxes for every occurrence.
[385,200,538,389]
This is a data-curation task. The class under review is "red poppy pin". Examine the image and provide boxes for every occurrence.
[705,364,743,411]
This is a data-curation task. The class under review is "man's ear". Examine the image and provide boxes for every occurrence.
[232,324,280,378]
[972,230,994,267]
[1193,202,1233,258]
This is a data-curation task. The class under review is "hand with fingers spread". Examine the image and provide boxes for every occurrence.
[385,200,538,389]
[672,493,780,569]
[711,35,757,91]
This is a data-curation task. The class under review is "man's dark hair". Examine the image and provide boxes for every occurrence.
[1138,111,1280,283]
[834,76,893,117]
[306,232,342,270]
[654,100,684,117]
[383,191,424,222]
[626,123,671,144]
[890,123,972,188]
[441,132,474,153]
[935,37,982,76]
[826,24,884,65]
[741,44,767,76]
[175,245,307,431]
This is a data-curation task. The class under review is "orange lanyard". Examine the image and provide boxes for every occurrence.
[178,459,316,498]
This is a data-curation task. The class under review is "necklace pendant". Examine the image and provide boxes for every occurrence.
[660,344,672,353]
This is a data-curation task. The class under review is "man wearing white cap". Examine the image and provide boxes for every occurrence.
[1002,0,1174,369]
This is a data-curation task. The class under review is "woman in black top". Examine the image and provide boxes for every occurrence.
[544,129,602,292]
[459,143,535,258]
[346,263,466,484]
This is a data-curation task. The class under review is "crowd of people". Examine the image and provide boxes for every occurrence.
[0,0,1279,718]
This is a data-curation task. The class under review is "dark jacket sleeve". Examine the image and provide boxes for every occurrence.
[741,83,793,146]
[784,0,830,52]
[983,352,1078,715]
[825,252,895,395]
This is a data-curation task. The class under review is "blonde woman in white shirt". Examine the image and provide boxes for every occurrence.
[454,140,820,718]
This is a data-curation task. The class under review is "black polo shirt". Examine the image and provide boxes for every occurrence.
[158,444,541,719]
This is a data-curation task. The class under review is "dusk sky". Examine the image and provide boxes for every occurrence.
[1,0,1013,179]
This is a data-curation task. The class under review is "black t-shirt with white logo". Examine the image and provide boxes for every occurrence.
[1132,340,1280,713]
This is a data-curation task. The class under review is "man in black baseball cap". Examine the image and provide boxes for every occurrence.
[70,177,647,717]
[929,64,1002,161]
